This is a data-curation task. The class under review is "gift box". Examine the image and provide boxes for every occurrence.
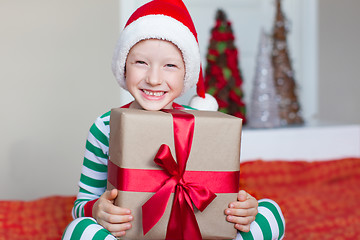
[107,108,242,239]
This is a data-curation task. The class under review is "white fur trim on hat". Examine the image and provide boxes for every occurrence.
[112,14,201,96]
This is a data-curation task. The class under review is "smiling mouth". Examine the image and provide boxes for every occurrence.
[142,89,165,97]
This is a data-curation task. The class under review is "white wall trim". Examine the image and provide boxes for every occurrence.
[241,124,360,162]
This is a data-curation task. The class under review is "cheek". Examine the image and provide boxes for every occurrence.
[177,72,185,89]
[125,69,139,88]
[172,74,184,94]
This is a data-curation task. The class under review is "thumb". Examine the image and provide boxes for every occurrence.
[103,189,118,201]
[237,190,247,202]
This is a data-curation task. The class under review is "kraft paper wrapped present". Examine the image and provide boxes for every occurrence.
[107,108,242,239]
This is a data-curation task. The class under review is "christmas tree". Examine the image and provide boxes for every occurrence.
[248,30,281,128]
[272,0,303,125]
[204,9,246,122]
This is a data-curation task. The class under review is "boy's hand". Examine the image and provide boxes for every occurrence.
[225,190,258,232]
[93,189,134,237]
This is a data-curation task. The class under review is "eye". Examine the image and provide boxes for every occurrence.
[165,63,177,68]
[136,60,146,65]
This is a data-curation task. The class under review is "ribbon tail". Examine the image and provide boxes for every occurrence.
[182,190,202,240]
[142,177,176,235]
[166,186,183,240]
[166,186,202,240]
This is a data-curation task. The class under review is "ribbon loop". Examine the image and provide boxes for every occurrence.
[154,144,179,177]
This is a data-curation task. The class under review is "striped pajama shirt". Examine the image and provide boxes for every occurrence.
[63,105,285,239]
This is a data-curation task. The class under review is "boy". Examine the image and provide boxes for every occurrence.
[62,0,285,239]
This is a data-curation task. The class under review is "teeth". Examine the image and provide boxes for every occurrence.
[143,90,164,97]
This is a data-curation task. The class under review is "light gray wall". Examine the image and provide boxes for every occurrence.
[0,0,120,200]
[318,0,360,124]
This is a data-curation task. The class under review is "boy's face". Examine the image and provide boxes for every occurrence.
[125,39,185,111]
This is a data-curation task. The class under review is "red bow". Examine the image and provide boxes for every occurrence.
[142,110,217,239]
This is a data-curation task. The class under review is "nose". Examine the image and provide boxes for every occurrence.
[146,67,163,86]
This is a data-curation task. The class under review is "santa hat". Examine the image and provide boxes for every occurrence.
[111,0,218,111]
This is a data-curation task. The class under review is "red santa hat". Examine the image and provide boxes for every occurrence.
[111,0,218,111]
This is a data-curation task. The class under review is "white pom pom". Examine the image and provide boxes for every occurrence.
[189,93,219,111]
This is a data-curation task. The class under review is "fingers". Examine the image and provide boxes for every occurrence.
[226,206,258,217]
[229,190,258,210]
[235,222,252,232]
[97,214,133,237]
[102,202,131,216]
[228,198,258,212]
[237,190,248,201]
[102,189,118,201]
[97,189,131,216]
[225,190,259,233]
[227,214,255,225]
[93,190,134,237]
[226,213,256,233]
[101,212,133,225]
[100,222,132,237]
[95,203,133,237]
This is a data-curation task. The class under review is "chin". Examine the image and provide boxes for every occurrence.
[142,106,163,111]
[138,102,168,111]
[137,97,175,111]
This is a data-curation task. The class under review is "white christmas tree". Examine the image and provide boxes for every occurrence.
[248,30,281,128]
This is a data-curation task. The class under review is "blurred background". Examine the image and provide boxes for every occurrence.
[1,0,359,200]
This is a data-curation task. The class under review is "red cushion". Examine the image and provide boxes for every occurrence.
[0,195,75,240]
[240,157,360,239]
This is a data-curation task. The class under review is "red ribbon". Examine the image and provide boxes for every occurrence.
[142,109,216,239]
[107,161,239,193]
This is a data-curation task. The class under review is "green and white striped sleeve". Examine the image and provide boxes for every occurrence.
[236,199,285,240]
[72,111,111,219]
